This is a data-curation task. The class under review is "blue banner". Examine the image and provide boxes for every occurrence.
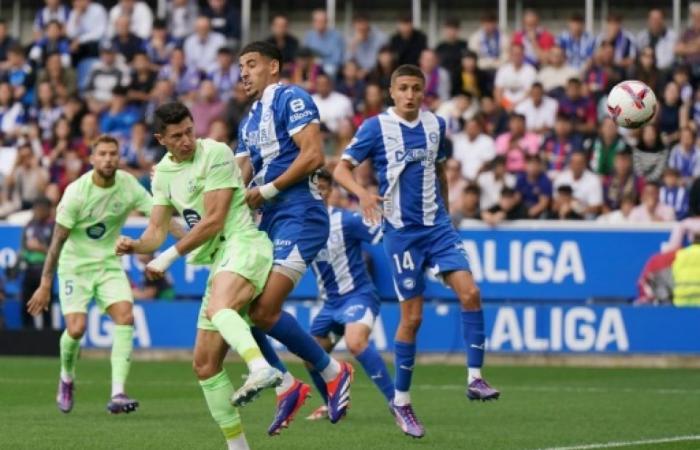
[0,223,673,301]
[3,301,699,354]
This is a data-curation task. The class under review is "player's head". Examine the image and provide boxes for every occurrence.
[390,64,425,119]
[90,134,120,180]
[153,101,196,162]
[316,168,333,203]
[239,41,283,100]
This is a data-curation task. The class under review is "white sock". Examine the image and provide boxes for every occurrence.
[468,367,482,383]
[111,381,125,397]
[319,359,341,382]
[247,356,270,373]
[60,370,73,383]
[275,371,295,395]
[394,390,411,406]
[227,434,250,450]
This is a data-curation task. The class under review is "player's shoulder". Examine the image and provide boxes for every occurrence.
[115,169,140,186]
[420,110,446,129]
[198,138,233,159]
[63,170,91,197]
[279,83,313,101]
[357,115,381,133]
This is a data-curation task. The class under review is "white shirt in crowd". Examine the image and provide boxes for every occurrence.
[494,62,537,107]
[477,171,516,210]
[536,64,579,93]
[183,31,227,72]
[66,1,108,44]
[515,96,558,132]
[637,28,677,70]
[450,132,496,180]
[628,203,676,223]
[107,2,154,40]
[312,91,354,134]
[553,169,603,208]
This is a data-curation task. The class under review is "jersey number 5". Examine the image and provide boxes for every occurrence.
[392,251,415,274]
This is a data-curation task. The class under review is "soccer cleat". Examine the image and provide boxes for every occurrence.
[107,393,139,414]
[390,401,425,438]
[466,378,500,401]
[305,405,329,421]
[231,367,284,407]
[267,380,311,436]
[56,379,74,413]
[326,361,354,424]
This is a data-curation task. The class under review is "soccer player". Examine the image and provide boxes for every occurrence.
[26,135,181,415]
[305,170,394,420]
[116,102,282,450]
[334,64,501,438]
[233,41,353,434]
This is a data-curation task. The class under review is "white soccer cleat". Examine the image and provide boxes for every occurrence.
[231,367,283,407]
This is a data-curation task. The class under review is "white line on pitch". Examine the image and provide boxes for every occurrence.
[534,434,700,450]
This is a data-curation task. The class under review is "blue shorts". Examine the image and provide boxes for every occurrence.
[259,200,329,274]
[310,291,380,338]
[383,222,470,301]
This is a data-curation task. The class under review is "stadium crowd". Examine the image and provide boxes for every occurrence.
[2,2,700,226]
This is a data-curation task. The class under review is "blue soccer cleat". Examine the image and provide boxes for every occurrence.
[466,378,500,401]
[390,401,425,438]
[267,379,311,436]
[56,379,74,413]
[326,361,354,424]
[107,393,139,414]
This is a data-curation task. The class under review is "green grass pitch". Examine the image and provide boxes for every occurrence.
[1,357,699,449]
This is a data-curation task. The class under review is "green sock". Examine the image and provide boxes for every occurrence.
[199,371,244,440]
[111,324,133,396]
[211,309,267,372]
[59,330,80,381]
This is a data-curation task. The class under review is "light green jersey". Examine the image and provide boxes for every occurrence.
[152,138,264,265]
[56,170,152,273]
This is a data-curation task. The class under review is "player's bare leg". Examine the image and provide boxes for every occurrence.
[56,312,85,413]
[106,301,139,414]
[444,270,500,401]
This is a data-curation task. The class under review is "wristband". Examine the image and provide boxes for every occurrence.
[260,182,280,200]
[148,245,180,272]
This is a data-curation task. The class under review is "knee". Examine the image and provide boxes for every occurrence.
[345,336,369,356]
[192,358,221,380]
[204,304,220,322]
[67,324,85,340]
[249,303,280,330]
[399,312,423,334]
[458,285,481,310]
[114,311,134,326]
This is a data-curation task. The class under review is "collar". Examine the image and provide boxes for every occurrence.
[388,107,421,128]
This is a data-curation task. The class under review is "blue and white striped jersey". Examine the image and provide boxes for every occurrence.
[342,108,450,230]
[310,207,382,303]
[235,82,322,209]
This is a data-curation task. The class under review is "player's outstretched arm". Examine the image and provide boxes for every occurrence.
[26,223,70,315]
[334,159,383,225]
[116,205,174,256]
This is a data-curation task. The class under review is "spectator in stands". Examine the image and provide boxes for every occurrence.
[304,9,344,76]
[167,0,198,43]
[29,20,71,68]
[589,117,627,176]
[602,149,643,212]
[66,0,108,62]
[420,49,451,103]
[207,118,229,145]
[477,155,516,210]
[558,77,596,135]
[33,0,70,41]
[597,13,637,69]
[223,82,248,142]
[676,2,700,79]
[31,81,62,141]
[512,9,555,67]
[629,46,662,93]
[495,113,540,173]
[669,126,700,183]
[127,51,157,107]
[558,13,596,71]
[451,183,482,226]
[85,41,131,113]
[541,113,583,174]
[352,83,384,129]
[657,81,686,147]
[190,79,224,138]
[330,118,355,157]
[131,253,175,300]
[43,116,74,179]
[629,182,675,222]
[388,15,427,66]
[37,52,77,102]
[436,94,478,135]
[451,116,496,181]
[481,94,509,136]
[636,8,677,71]
[553,151,603,217]
[4,44,35,106]
[120,121,154,180]
[494,44,536,111]
[549,184,584,220]
[584,41,625,96]
[111,15,145,63]
[515,82,557,135]
[265,14,299,65]
[444,158,467,212]
[201,0,240,43]
[457,50,488,98]
[672,65,693,104]
[346,13,387,79]
[158,47,200,100]
[435,18,467,96]
[482,186,527,225]
[144,79,176,124]
[312,73,354,134]
[337,60,366,110]
[0,82,26,145]
[661,167,690,220]
[0,20,17,69]
[367,45,396,97]
[183,16,225,73]
[468,12,508,76]
[99,86,139,140]
[689,176,700,216]
[208,47,238,102]
[19,196,53,329]
[597,193,636,223]
[70,112,98,159]
[4,143,49,212]
[144,19,176,68]
[515,153,552,219]
[537,46,579,98]
[107,0,153,40]
[290,47,323,94]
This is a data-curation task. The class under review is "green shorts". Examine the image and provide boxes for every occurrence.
[197,234,273,331]
[58,268,132,315]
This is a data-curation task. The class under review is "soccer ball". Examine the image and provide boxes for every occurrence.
[606,80,657,129]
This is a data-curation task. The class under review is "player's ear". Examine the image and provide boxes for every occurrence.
[270,58,280,77]
[154,133,164,147]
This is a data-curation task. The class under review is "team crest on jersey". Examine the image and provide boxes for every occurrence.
[187,178,200,193]
[429,132,439,144]
[183,208,201,229]
[86,222,106,239]
[402,278,416,290]
[329,231,342,244]
[262,109,273,122]
[111,201,123,212]
[316,248,330,262]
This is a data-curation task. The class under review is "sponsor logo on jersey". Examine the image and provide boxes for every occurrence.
[289,109,314,122]
[183,209,201,229]
[395,148,435,165]
[86,222,106,239]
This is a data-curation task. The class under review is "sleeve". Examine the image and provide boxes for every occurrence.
[346,211,383,245]
[204,141,240,192]
[151,169,171,207]
[436,116,448,162]
[341,118,377,167]
[55,185,80,229]
[131,176,153,216]
[282,86,320,137]
[234,118,249,157]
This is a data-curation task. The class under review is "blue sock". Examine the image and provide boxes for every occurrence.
[461,310,485,368]
[394,341,416,392]
[267,311,331,371]
[356,343,394,402]
[251,326,288,373]
[307,367,328,403]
